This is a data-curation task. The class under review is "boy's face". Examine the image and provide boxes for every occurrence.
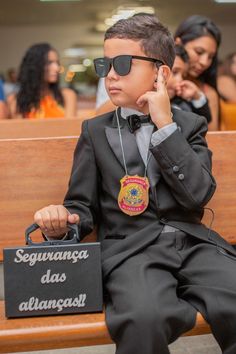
[167,56,188,99]
[104,38,158,111]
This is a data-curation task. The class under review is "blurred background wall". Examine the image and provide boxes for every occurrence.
[0,0,235,96]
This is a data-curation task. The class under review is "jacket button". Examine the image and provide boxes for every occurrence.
[173,165,179,172]
[160,218,168,223]
[178,173,185,180]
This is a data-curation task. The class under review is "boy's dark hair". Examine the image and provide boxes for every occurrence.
[175,44,189,63]
[174,15,221,89]
[104,14,175,69]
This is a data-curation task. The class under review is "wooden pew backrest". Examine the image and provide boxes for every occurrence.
[77,109,96,120]
[202,131,236,243]
[0,118,82,139]
[0,131,236,261]
[0,137,78,260]
[0,109,96,139]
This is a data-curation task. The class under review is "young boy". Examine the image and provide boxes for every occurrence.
[168,44,212,122]
[34,14,236,354]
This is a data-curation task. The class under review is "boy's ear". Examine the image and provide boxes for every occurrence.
[154,65,171,87]
[161,65,171,83]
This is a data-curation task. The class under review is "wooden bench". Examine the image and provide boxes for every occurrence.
[0,131,235,352]
[0,113,94,139]
[0,118,81,139]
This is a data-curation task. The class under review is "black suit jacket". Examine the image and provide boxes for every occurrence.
[171,96,212,123]
[64,108,235,277]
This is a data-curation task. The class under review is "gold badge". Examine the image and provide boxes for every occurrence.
[118,175,150,216]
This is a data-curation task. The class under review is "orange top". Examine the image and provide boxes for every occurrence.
[26,95,65,119]
[220,99,236,130]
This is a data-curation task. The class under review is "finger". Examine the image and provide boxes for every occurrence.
[136,93,148,107]
[34,206,60,233]
[182,79,193,85]
[34,206,68,238]
[156,66,166,89]
[40,210,53,233]
[175,87,182,96]
[174,83,181,91]
[57,206,70,230]
[34,210,48,230]
[48,205,70,235]
[68,213,80,224]
[178,81,188,89]
[136,91,154,107]
[177,81,185,88]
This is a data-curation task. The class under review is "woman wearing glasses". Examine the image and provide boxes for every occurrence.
[174,15,221,130]
[7,43,77,119]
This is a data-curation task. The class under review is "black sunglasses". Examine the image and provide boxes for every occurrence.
[94,55,164,78]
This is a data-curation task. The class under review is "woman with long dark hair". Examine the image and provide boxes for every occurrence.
[8,43,77,118]
[174,15,221,130]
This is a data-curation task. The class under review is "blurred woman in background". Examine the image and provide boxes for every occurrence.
[0,79,8,118]
[8,43,77,118]
[167,44,212,123]
[174,15,221,130]
[217,52,236,103]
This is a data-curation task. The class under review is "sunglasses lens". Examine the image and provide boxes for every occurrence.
[94,58,110,78]
[114,55,132,76]
[94,55,132,77]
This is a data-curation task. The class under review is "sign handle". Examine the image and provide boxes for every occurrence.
[25,223,80,246]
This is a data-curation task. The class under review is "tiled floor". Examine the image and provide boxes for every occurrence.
[16,335,221,354]
[169,335,221,354]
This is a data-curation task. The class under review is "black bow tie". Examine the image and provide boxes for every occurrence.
[126,114,152,133]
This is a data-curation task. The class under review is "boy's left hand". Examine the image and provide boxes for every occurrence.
[136,66,173,129]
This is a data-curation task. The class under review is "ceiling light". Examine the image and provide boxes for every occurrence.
[63,48,86,58]
[40,0,82,2]
[214,0,236,2]
[83,59,92,67]
[69,64,86,72]
[98,6,155,32]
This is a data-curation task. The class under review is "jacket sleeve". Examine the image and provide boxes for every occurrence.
[190,101,212,123]
[150,115,216,210]
[63,120,99,239]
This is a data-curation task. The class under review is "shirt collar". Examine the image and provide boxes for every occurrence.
[120,107,144,120]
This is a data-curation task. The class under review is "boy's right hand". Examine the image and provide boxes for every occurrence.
[175,80,202,101]
[34,205,80,239]
[136,66,173,129]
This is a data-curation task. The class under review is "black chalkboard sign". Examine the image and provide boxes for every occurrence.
[3,224,103,318]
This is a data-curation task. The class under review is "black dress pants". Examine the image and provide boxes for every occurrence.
[104,231,236,354]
